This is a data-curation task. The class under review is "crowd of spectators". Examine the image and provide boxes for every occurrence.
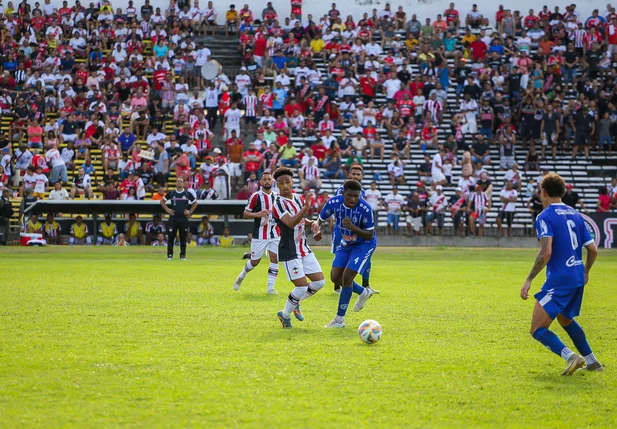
[1,0,617,244]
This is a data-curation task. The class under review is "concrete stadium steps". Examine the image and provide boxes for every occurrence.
[194,33,243,69]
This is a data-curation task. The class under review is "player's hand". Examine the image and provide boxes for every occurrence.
[257,210,268,218]
[584,272,589,286]
[304,192,314,208]
[314,231,323,241]
[520,281,531,300]
[184,209,191,216]
[311,221,320,236]
[342,218,353,229]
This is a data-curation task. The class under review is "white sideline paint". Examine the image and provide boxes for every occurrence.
[47,0,596,29]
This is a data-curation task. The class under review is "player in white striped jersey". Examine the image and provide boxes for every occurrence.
[234,171,281,294]
[272,167,325,328]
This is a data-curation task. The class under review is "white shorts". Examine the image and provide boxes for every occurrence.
[62,134,77,142]
[226,126,240,139]
[461,118,477,134]
[251,238,279,261]
[281,252,322,281]
[228,162,242,177]
[432,170,446,183]
[405,216,422,232]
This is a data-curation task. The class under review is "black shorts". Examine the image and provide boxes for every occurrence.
[531,124,542,140]
[500,211,514,226]
[574,133,589,146]
[519,122,532,139]
[245,116,257,124]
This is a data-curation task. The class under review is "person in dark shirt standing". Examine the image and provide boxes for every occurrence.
[161,177,198,260]
[562,184,588,212]
[570,105,595,160]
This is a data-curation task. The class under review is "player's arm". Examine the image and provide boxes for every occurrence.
[520,236,552,300]
[186,197,198,217]
[278,193,313,228]
[312,199,334,237]
[342,217,374,240]
[160,193,174,216]
[243,194,267,219]
[584,241,598,285]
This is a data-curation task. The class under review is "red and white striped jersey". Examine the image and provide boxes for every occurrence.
[301,164,320,181]
[570,29,587,48]
[272,194,311,261]
[469,192,489,215]
[423,99,442,118]
[245,190,281,240]
[243,94,257,117]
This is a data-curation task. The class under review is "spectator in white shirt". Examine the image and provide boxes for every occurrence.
[387,154,406,186]
[364,181,382,220]
[498,180,518,237]
[48,182,70,200]
[384,186,406,235]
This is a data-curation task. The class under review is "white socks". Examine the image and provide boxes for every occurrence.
[561,347,575,362]
[283,286,307,318]
[239,260,255,280]
[584,353,598,365]
[267,262,278,291]
[300,279,326,301]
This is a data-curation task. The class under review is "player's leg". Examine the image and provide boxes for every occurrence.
[557,287,603,371]
[167,219,177,259]
[277,258,316,327]
[265,239,280,294]
[326,264,357,328]
[178,219,188,259]
[530,295,584,375]
[234,238,264,290]
[331,226,342,292]
[352,246,378,312]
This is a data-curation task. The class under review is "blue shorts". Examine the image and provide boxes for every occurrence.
[332,243,375,276]
[535,286,584,320]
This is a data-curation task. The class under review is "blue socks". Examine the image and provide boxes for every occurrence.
[352,281,365,295]
[337,287,353,317]
[532,327,573,360]
[562,321,592,356]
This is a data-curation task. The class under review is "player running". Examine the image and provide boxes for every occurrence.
[314,180,379,328]
[233,171,280,294]
[521,173,601,375]
[332,164,375,294]
[271,167,326,328]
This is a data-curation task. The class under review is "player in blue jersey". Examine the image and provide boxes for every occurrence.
[520,173,601,375]
[332,164,374,294]
[314,179,379,328]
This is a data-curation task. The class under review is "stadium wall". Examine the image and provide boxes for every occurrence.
[49,0,595,27]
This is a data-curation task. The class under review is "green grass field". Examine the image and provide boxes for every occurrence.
[1,246,616,428]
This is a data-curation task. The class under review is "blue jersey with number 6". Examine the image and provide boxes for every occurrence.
[319,195,376,247]
[535,203,593,290]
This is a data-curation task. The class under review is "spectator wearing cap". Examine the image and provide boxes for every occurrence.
[562,184,588,212]
[213,156,230,200]
[428,185,448,236]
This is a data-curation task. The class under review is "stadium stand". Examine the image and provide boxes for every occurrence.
[0,0,616,245]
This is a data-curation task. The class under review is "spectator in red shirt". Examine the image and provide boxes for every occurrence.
[242,142,261,180]
[359,73,376,101]
[236,184,252,200]
[469,39,488,62]
[310,140,327,164]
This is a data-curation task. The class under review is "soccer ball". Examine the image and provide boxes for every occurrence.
[358,320,382,344]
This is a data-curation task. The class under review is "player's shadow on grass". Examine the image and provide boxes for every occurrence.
[234,293,280,302]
